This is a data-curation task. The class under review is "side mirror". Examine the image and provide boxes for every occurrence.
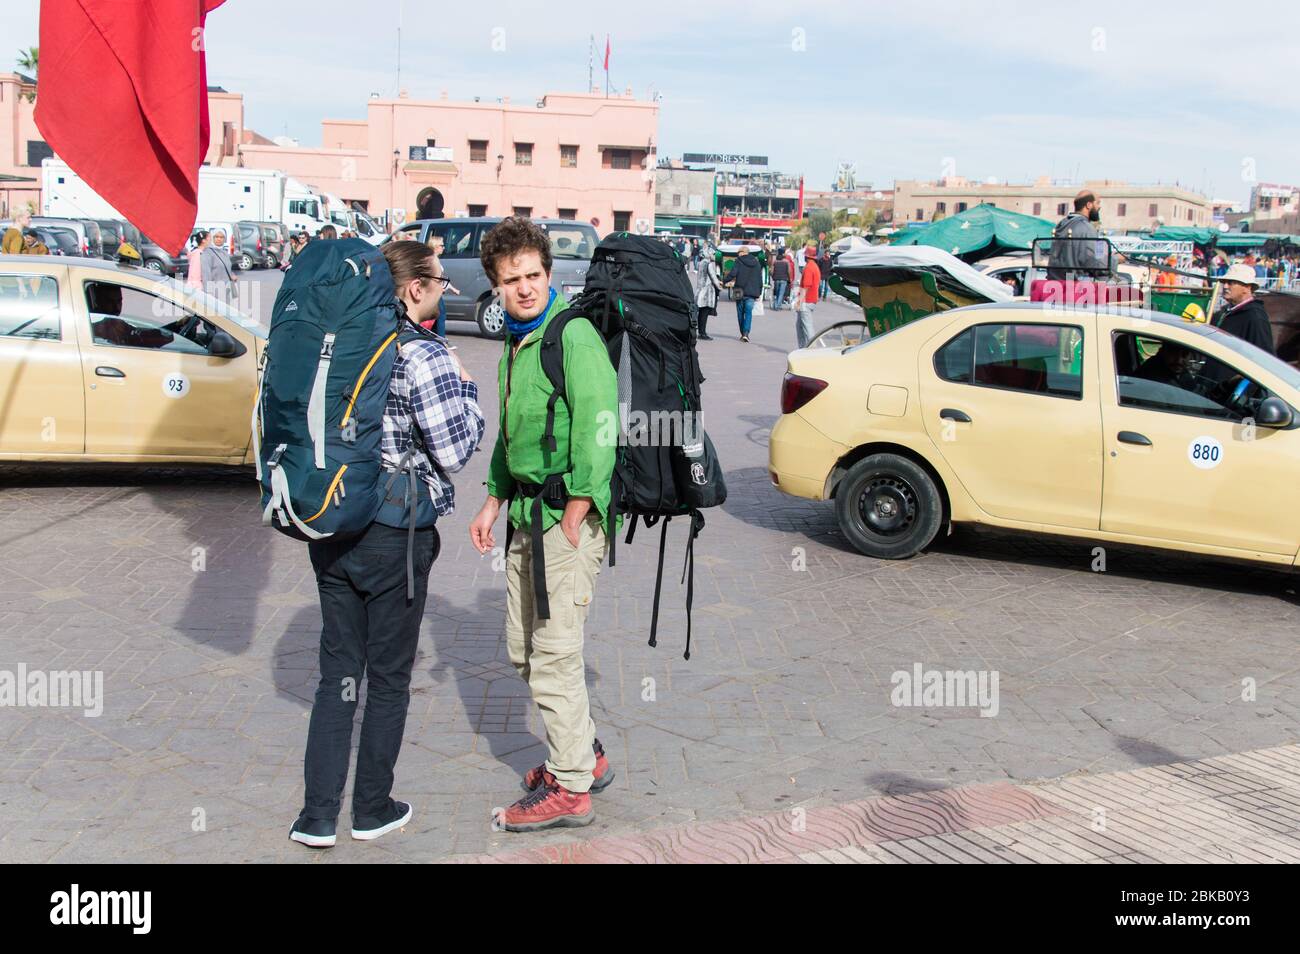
[1256,396,1293,428]
[208,329,244,358]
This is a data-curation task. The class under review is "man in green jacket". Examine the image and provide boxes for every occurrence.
[469,217,618,832]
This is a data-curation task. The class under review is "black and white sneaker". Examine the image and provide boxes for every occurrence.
[289,814,337,848]
[351,800,413,841]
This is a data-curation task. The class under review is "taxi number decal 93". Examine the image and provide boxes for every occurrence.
[1188,436,1222,470]
[162,373,191,399]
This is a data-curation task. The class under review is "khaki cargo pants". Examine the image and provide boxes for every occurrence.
[506,512,607,793]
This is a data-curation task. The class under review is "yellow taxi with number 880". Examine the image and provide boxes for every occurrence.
[769,303,1300,565]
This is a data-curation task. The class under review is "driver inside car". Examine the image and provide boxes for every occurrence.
[87,282,176,349]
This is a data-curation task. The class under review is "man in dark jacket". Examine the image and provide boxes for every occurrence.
[1216,263,1274,354]
[724,247,763,342]
[771,252,792,309]
[1047,190,1109,279]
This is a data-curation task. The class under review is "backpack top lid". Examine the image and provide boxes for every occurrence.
[278,237,387,293]
[581,233,696,337]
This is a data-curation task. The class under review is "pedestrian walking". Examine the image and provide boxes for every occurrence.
[468,216,619,833]
[771,250,792,309]
[818,246,833,300]
[289,240,485,848]
[791,242,821,349]
[201,229,234,302]
[186,229,208,289]
[695,250,723,340]
[723,246,763,342]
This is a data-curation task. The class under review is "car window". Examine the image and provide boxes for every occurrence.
[544,224,599,259]
[429,223,476,258]
[935,323,1083,398]
[1113,332,1271,422]
[83,280,218,355]
[0,275,60,340]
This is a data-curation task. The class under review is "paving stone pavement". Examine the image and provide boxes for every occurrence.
[1,273,1298,863]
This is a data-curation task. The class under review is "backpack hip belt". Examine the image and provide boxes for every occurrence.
[505,473,570,620]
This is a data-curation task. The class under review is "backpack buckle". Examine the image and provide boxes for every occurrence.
[267,443,287,469]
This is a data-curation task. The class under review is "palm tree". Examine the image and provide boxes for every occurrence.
[16,46,37,101]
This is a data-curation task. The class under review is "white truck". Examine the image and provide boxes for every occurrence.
[41,158,329,240]
[321,191,385,245]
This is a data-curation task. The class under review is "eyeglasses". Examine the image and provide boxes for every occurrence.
[429,275,451,289]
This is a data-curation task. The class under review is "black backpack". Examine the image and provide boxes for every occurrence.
[539,233,726,658]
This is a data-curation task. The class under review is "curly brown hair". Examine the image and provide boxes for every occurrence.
[479,215,552,284]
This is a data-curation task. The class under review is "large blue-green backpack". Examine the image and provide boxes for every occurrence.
[254,238,426,548]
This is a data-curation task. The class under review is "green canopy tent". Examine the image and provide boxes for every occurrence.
[1150,226,1218,246]
[1214,232,1291,251]
[890,203,1055,263]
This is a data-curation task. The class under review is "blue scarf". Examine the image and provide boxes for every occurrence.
[505,288,556,339]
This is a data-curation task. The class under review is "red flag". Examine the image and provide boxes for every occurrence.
[604,36,610,72]
[35,1,227,255]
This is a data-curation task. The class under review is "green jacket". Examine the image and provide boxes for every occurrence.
[486,290,618,532]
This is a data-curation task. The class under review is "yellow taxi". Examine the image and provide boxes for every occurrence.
[0,254,264,464]
[770,302,1300,565]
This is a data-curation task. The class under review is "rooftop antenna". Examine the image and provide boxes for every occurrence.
[396,0,403,95]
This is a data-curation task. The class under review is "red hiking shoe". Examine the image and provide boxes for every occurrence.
[499,782,593,833]
[523,738,615,793]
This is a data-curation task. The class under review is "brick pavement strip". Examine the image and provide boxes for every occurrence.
[1,273,1299,863]
[450,743,1300,863]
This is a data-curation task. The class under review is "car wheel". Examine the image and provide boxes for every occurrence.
[476,296,507,339]
[238,253,254,271]
[144,258,165,273]
[835,453,943,559]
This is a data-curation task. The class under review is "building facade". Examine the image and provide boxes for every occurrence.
[239,89,659,233]
[713,167,804,238]
[803,187,894,223]
[894,177,1213,231]
[0,72,42,217]
[653,164,716,237]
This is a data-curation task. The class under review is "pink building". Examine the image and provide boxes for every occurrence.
[240,88,660,233]
[0,72,42,217]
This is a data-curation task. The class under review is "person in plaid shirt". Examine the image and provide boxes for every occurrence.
[291,241,484,850]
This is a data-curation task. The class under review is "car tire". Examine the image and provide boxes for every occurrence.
[144,258,165,273]
[238,253,254,271]
[835,453,943,560]
[475,296,507,340]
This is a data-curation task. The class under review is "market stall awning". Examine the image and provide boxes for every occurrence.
[1150,226,1218,245]
[891,203,1054,262]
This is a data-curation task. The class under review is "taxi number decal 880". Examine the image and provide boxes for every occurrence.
[1188,436,1223,470]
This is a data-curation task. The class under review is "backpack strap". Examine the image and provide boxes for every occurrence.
[538,308,581,453]
[647,515,670,649]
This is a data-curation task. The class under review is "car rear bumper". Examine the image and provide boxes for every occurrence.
[768,412,848,500]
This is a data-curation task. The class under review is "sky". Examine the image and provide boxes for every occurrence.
[6,0,1300,201]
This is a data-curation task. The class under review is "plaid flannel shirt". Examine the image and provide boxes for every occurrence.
[383,337,485,516]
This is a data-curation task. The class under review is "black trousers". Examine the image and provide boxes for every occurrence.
[301,522,439,822]
[698,305,715,336]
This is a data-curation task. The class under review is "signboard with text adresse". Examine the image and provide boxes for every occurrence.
[683,153,768,167]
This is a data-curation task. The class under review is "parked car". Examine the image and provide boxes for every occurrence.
[770,301,1300,566]
[32,225,80,257]
[229,221,263,270]
[387,217,599,338]
[0,253,264,464]
[24,217,99,258]
[73,218,106,259]
[138,233,189,277]
[258,221,289,265]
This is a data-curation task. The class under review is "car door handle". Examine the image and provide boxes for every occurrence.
[940,408,972,423]
[95,366,125,378]
[1117,430,1151,446]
